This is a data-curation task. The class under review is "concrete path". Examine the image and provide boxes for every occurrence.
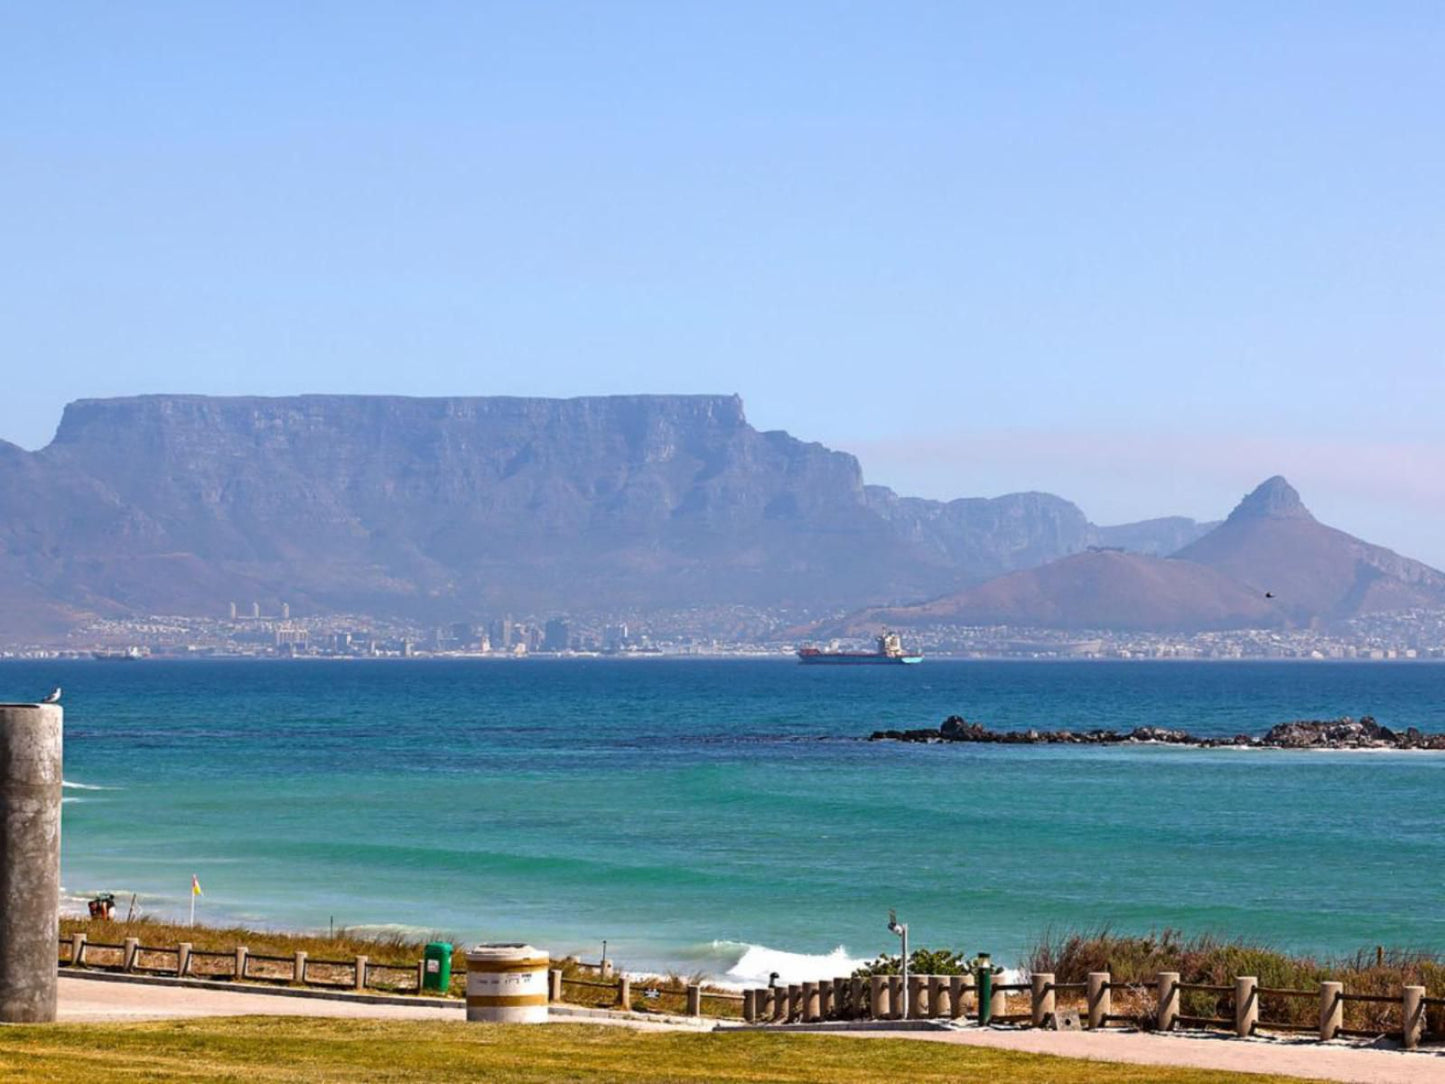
[851,1024,1445,1084]
[56,976,1445,1082]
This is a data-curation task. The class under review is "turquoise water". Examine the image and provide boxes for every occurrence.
[11,658,1445,982]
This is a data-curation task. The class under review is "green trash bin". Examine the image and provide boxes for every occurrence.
[423,941,453,993]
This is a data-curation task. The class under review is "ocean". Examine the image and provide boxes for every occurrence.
[12,658,1445,985]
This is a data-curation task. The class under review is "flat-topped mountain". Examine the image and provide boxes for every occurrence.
[834,476,1445,634]
[0,393,1175,637]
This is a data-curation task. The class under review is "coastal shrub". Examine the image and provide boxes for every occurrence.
[851,947,969,977]
[1025,926,1445,1033]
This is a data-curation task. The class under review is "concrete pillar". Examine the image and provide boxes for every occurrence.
[235,945,249,982]
[177,942,192,978]
[787,983,802,1022]
[990,981,1007,1020]
[415,958,425,992]
[686,984,702,1017]
[600,958,614,978]
[802,981,818,1021]
[1234,976,1257,1038]
[771,985,787,1023]
[870,975,889,1019]
[70,932,87,969]
[929,975,946,1018]
[0,703,63,1023]
[742,988,756,1022]
[354,955,368,991]
[122,936,140,972]
[889,974,905,1019]
[851,977,866,1019]
[1087,972,1111,1029]
[548,969,563,1003]
[1031,972,1055,1028]
[617,975,631,1010]
[907,974,926,1019]
[818,979,833,1019]
[1156,972,1179,1032]
[295,950,308,985]
[1403,986,1425,1051]
[948,974,966,1019]
[1319,981,1342,1041]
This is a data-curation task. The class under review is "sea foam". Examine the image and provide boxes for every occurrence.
[695,940,871,987]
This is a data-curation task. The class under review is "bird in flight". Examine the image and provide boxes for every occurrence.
[1264,592,1275,599]
[40,687,61,704]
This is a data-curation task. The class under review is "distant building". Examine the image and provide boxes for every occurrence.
[487,617,514,651]
[251,601,261,619]
[543,619,570,652]
[281,602,290,620]
[228,601,237,620]
[451,622,476,648]
[274,626,308,649]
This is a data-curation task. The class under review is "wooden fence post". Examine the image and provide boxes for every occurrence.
[1403,986,1425,1050]
[122,937,139,973]
[1234,976,1257,1038]
[818,979,833,1019]
[889,975,905,1020]
[907,974,926,1019]
[617,975,631,1011]
[1031,972,1055,1028]
[742,988,756,1022]
[786,984,801,1022]
[177,942,192,978]
[353,955,367,991]
[772,984,787,1023]
[1087,972,1110,1029]
[1319,981,1342,1041]
[235,945,249,982]
[851,977,866,1019]
[295,951,308,985]
[548,969,563,1003]
[687,983,702,1017]
[929,975,946,1018]
[948,974,966,1019]
[870,975,888,1019]
[990,979,1007,1021]
[70,932,87,968]
[1156,972,1179,1032]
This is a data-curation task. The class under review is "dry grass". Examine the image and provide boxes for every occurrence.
[0,1018,1329,1083]
[1027,928,1445,1034]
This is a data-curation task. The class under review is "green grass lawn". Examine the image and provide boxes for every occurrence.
[0,1019,1328,1083]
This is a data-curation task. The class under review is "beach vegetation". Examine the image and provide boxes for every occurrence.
[1026,927,1445,1033]
[851,947,969,977]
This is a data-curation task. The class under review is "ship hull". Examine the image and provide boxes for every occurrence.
[797,653,923,665]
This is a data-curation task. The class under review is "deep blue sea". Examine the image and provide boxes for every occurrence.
[10,658,1445,984]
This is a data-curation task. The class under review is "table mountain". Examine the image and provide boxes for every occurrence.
[0,394,1130,634]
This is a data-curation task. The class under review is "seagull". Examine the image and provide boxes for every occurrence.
[40,687,61,704]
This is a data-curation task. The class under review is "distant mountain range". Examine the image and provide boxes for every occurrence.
[836,476,1445,633]
[0,394,1433,640]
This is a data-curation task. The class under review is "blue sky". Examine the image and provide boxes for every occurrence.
[4,3,1444,562]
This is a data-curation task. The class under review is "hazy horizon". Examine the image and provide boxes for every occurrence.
[5,3,1443,565]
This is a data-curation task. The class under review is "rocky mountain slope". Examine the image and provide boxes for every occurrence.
[835,477,1445,633]
[0,394,1189,635]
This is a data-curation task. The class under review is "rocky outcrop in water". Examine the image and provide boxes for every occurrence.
[868,715,1445,750]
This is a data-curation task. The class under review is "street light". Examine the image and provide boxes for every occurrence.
[888,908,909,1019]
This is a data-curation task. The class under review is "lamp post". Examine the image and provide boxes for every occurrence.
[888,909,909,1020]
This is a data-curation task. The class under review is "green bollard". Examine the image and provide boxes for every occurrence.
[975,953,994,1026]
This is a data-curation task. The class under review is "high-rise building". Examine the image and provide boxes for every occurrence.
[251,601,261,619]
[543,619,570,652]
[228,601,237,619]
[281,602,290,620]
[487,617,514,651]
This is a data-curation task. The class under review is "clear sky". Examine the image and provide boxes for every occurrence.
[4,3,1444,563]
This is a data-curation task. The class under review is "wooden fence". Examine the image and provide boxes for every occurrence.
[59,932,427,994]
[737,968,1444,1050]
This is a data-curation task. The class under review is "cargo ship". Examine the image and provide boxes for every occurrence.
[796,632,922,665]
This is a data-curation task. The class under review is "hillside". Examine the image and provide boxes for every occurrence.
[834,476,1445,633]
[1174,476,1445,622]
[0,394,1133,635]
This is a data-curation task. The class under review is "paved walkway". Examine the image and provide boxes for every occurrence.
[853,1024,1445,1084]
[56,975,1445,1082]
